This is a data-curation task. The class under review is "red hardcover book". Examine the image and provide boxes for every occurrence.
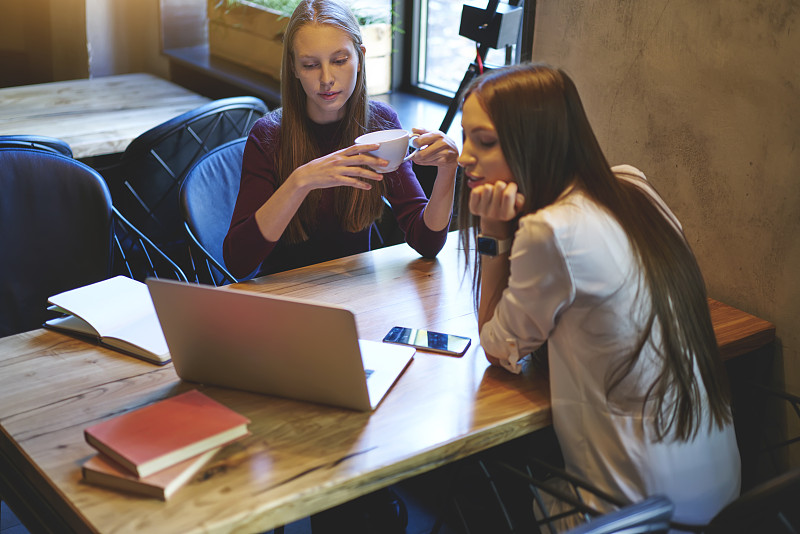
[82,448,219,500]
[84,390,249,478]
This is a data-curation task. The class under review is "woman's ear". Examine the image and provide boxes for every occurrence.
[359,45,366,70]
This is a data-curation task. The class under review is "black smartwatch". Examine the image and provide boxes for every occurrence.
[477,234,512,256]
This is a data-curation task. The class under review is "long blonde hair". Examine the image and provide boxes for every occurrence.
[458,63,732,442]
[279,0,386,242]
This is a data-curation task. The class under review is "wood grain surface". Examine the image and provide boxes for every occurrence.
[0,235,774,533]
[0,73,209,158]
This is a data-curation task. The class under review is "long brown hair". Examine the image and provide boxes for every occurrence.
[279,0,386,242]
[458,63,731,442]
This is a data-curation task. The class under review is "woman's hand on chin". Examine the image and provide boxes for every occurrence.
[469,180,525,230]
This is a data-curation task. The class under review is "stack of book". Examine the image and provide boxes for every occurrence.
[82,389,250,500]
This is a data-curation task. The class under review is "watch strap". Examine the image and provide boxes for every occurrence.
[477,234,513,256]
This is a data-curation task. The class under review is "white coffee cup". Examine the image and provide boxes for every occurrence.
[355,128,419,173]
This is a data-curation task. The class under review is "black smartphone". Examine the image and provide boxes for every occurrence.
[382,326,471,356]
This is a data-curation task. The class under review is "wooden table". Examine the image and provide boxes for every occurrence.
[0,235,775,533]
[0,73,210,158]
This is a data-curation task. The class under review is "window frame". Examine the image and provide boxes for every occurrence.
[392,0,534,103]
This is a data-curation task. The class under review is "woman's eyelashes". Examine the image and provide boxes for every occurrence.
[468,134,497,149]
[301,56,350,70]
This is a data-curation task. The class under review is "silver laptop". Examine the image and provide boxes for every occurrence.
[146,278,415,411]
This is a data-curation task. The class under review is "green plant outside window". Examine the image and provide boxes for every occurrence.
[216,0,393,26]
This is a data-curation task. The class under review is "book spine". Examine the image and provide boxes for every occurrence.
[82,466,165,500]
[84,430,141,477]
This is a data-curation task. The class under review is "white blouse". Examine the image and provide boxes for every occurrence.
[480,165,740,526]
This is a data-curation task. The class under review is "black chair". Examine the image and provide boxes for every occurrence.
[490,455,800,534]
[0,134,73,157]
[372,196,406,249]
[747,382,800,480]
[430,449,671,534]
[0,147,186,339]
[371,162,440,249]
[100,96,267,275]
[490,456,637,534]
[565,496,673,534]
[110,207,188,285]
[678,467,800,534]
[180,137,248,286]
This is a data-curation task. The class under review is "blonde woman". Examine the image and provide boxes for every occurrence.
[224,0,458,277]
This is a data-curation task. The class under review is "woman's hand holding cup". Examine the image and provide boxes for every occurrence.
[354,129,418,173]
[407,128,459,171]
[290,143,386,192]
[354,127,459,173]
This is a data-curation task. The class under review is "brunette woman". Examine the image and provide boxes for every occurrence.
[458,63,739,528]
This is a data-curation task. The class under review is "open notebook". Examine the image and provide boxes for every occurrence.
[146,279,415,411]
[45,276,170,364]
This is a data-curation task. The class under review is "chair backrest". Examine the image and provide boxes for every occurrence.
[700,467,800,534]
[179,137,247,285]
[566,496,673,534]
[0,148,113,337]
[0,135,73,157]
[0,148,188,338]
[111,207,188,284]
[101,96,267,273]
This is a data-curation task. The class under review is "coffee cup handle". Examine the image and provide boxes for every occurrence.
[403,134,423,163]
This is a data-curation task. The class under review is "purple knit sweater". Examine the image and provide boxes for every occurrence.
[223,100,449,277]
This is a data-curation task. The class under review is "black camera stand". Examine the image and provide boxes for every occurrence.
[439,0,524,134]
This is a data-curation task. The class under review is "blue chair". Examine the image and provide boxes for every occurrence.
[0,148,186,338]
[180,137,249,286]
[100,97,267,276]
[180,137,400,284]
[0,134,73,157]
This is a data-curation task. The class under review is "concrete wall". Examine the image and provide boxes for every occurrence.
[532,0,800,465]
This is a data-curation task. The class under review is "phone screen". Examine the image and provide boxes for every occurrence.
[382,326,471,356]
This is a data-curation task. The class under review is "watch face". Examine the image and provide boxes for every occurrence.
[477,236,498,256]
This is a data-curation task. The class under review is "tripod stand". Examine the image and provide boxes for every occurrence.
[439,0,523,134]
[439,61,487,135]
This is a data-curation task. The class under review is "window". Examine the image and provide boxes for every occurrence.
[349,0,393,23]
[400,0,528,100]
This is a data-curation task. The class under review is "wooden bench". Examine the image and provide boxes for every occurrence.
[709,298,777,490]
[710,298,775,360]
